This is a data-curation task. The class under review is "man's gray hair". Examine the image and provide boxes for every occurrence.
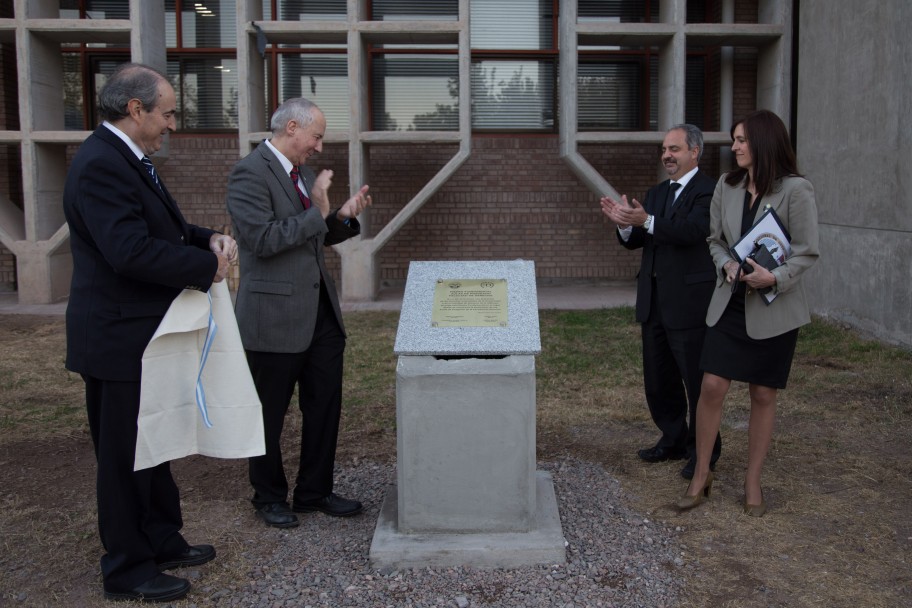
[668,123,704,161]
[270,98,321,133]
[97,63,168,122]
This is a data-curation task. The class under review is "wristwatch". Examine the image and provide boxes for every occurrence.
[642,214,654,232]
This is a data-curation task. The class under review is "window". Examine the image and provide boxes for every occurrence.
[165,0,238,131]
[367,0,558,132]
[577,0,658,23]
[168,58,238,130]
[371,0,458,20]
[577,60,643,131]
[469,0,556,132]
[62,54,86,130]
[685,55,707,128]
[254,2,349,128]
[578,2,710,132]
[62,0,238,132]
[366,2,460,131]
[60,1,711,134]
[471,61,556,131]
[275,0,346,21]
[277,55,349,130]
[372,55,458,131]
[60,0,129,20]
[61,1,131,130]
[366,0,703,134]
[470,0,553,50]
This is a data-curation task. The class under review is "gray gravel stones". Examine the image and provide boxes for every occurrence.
[205,458,689,607]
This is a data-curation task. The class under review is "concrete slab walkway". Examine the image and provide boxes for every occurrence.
[0,280,636,316]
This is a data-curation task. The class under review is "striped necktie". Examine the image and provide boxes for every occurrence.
[141,156,162,190]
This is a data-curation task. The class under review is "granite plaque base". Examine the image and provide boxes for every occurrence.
[369,471,566,570]
[369,260,565,569]
[396,354,536,533]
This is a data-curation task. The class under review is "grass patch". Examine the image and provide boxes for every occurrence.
[1,310,911,607]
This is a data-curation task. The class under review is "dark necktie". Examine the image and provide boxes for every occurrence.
[290,167,312,209]
[664,181,681,217]
[141,156,162,191]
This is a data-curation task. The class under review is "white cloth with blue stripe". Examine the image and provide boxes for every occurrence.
[135,280,265,471]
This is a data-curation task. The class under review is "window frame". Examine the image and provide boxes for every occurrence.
[62,0,241,133]
[61,1,715,135]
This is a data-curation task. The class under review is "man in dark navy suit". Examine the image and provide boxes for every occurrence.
[600,124,721,480]
[64,63,236,603]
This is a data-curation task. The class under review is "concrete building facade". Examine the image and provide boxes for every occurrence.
[796,0,911,349]
[0,0,908,348]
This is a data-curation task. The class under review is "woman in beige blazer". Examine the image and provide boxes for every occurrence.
[678,110,819,517]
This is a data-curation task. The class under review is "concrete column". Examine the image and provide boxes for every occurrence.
[131,0,169,160]
[13,238,71,304]
[337,1,376,303]
[757,0,792,122]
[130,0,166,70]
[657,0,686,132]
[336,237,378,303]
[235,0,265,158]
[13,1,72,303]
[719,0,734,172]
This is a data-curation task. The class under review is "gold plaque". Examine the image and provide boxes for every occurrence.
[431,278,508,327]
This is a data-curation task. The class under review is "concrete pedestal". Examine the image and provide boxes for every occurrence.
[368,260,565,570]
[396,354,536,533]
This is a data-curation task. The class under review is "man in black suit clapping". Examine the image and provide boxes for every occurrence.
[600,124,722,479]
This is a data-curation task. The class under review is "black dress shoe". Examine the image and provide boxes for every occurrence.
[157,544,216,570]
[680,457,717,480]
[104,573,190,603]
[255,503,300,528]
[637,445,686,463]
[293,493,363,517]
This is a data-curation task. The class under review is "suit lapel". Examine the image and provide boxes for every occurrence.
[653,180,671,217]
[138,160,186,226]
[667,178,695,218]
[256,144,320,255]
[755,185,787,225]
[258,145,302,215]
[725,185,745,244]
[94,126,187,228]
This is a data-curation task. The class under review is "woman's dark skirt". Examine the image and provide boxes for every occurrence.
[700,287,799,389]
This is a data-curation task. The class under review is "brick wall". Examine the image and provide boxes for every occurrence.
[369,137,648,285]
[159,135,238,234]
[56,133,736,295]
[0,131,755,297]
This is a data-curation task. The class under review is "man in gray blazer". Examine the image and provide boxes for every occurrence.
[226,98,371,528]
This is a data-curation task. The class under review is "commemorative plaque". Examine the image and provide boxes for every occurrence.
[431,278,507,327]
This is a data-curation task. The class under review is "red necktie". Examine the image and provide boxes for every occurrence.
[289,167,311,209]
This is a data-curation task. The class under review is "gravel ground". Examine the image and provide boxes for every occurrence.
[186,458,690,608]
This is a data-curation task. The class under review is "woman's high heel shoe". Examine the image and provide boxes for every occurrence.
[676,472,713,510]
[743,490,767,517]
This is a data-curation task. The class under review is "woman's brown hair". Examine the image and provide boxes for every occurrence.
[724,109,802,197]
